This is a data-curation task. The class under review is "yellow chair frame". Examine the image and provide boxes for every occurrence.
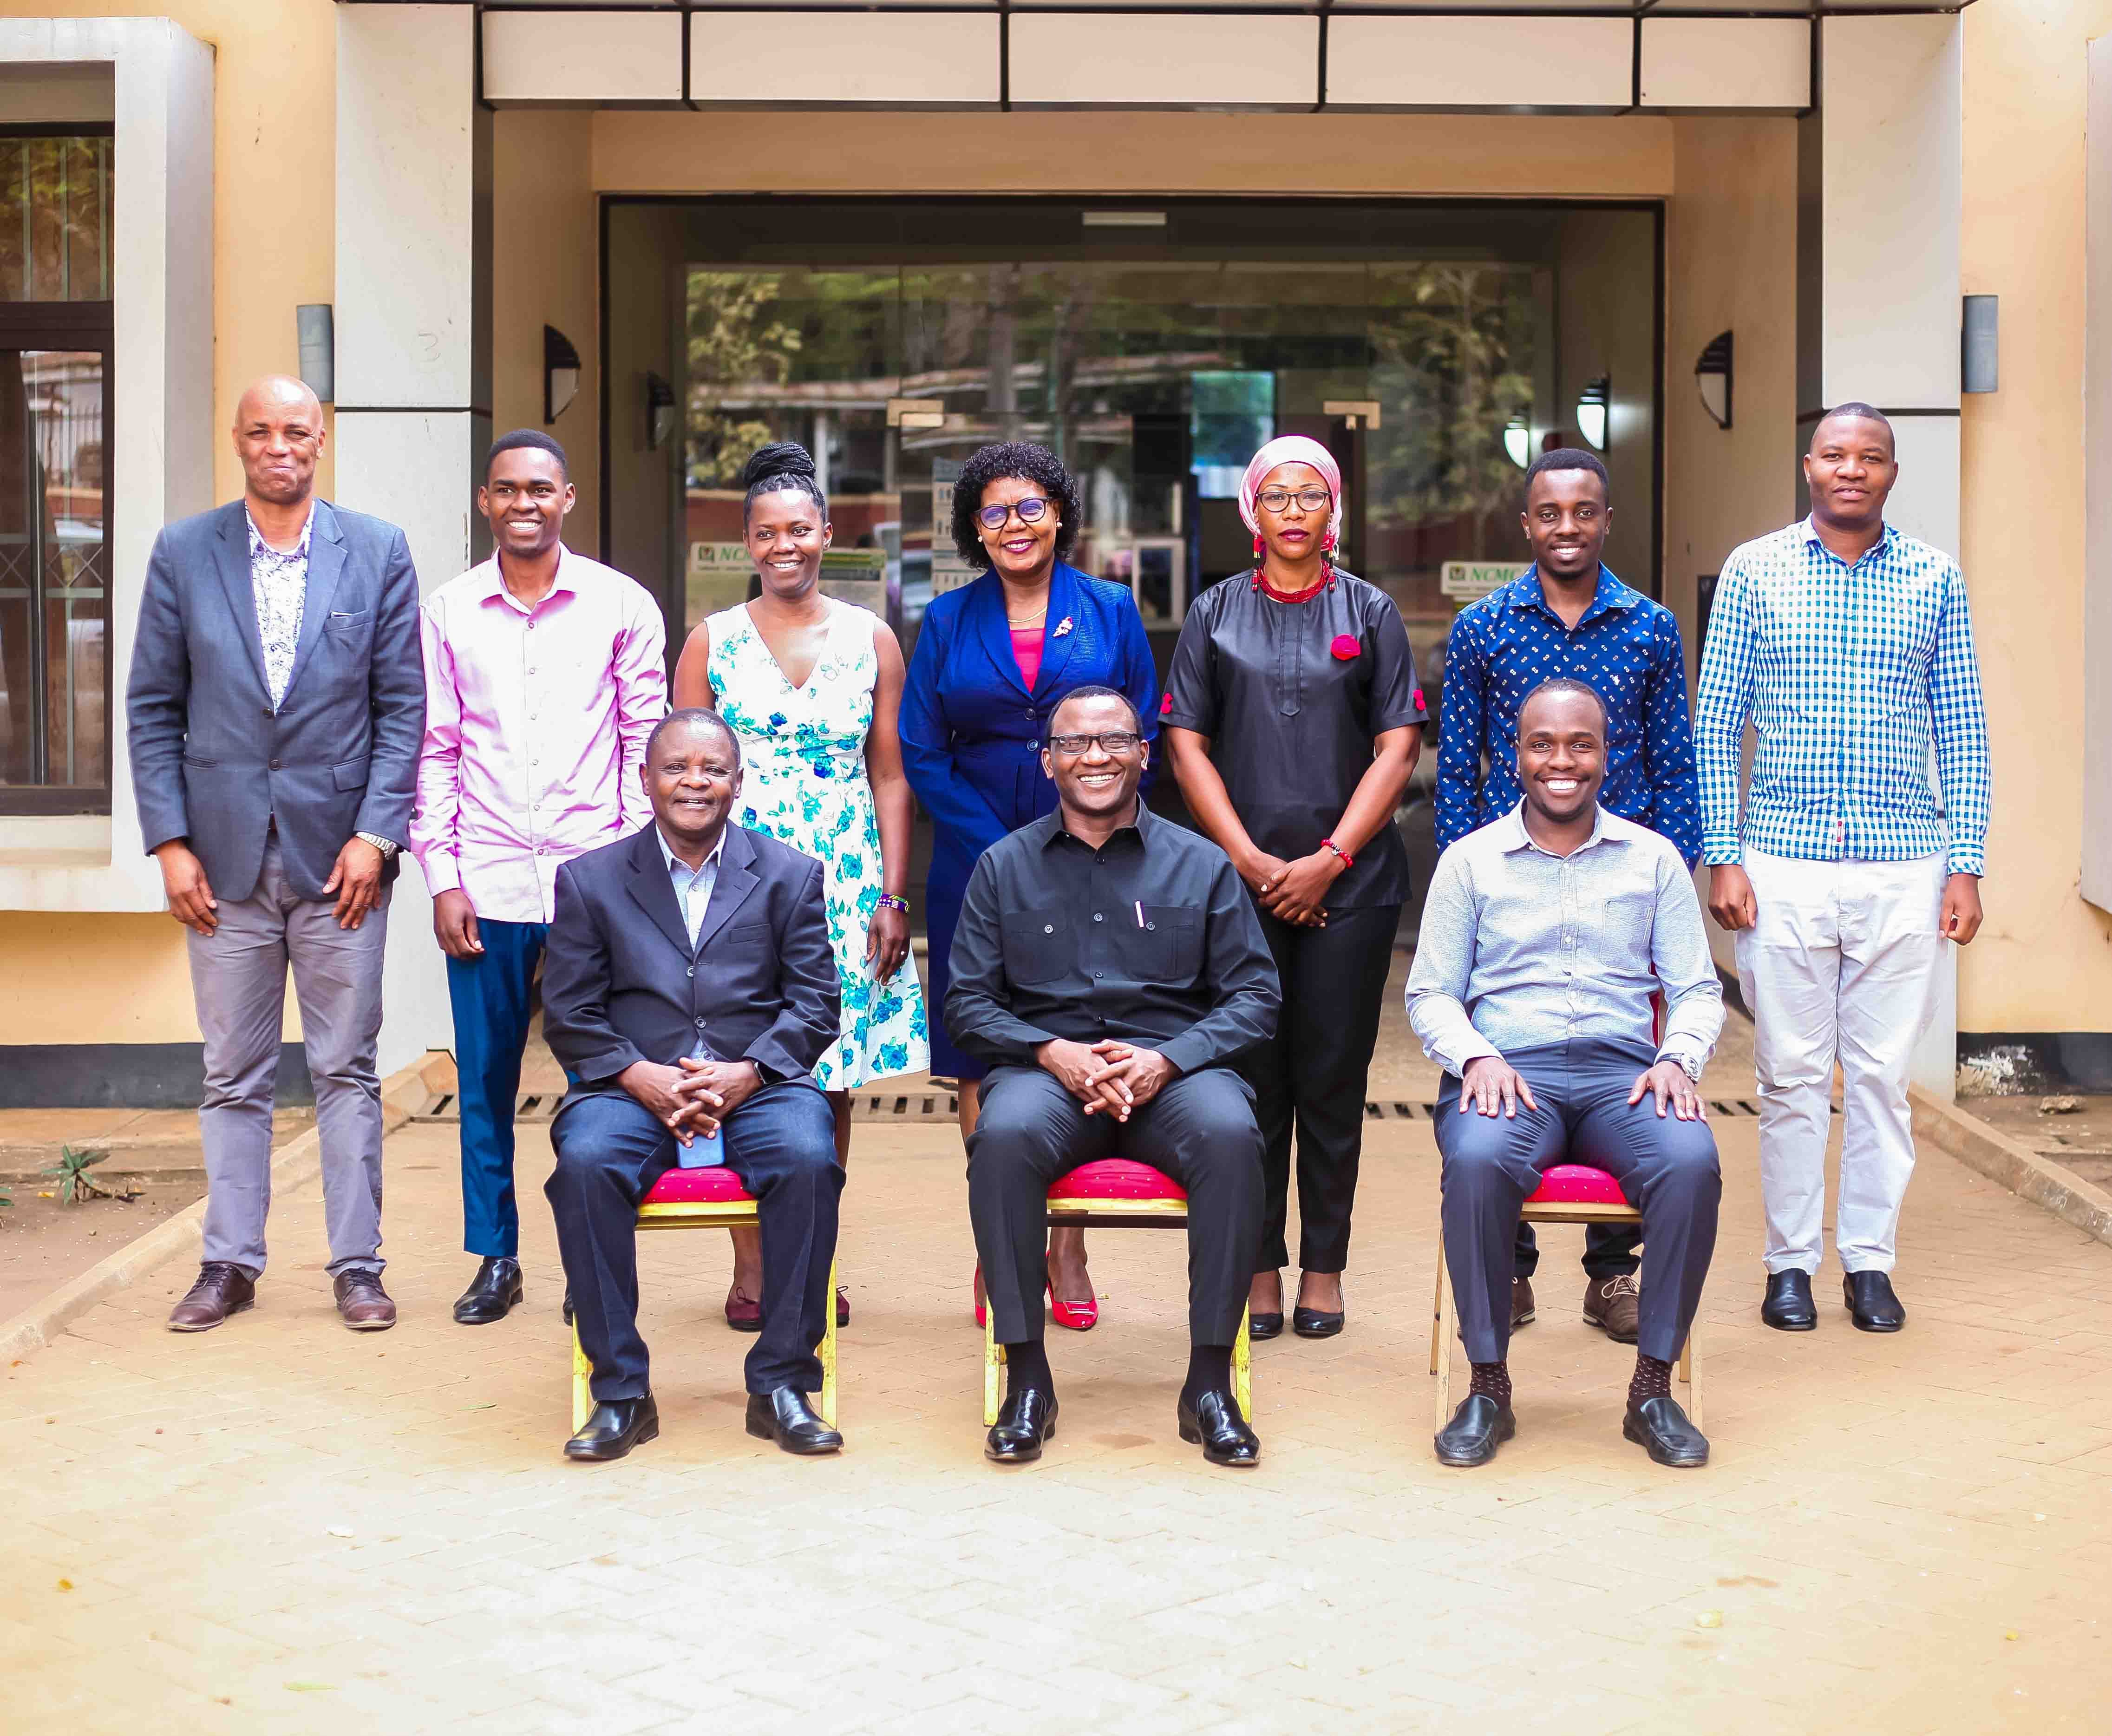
[981,1187,1250,1426]
[1428,1193,1697,1433]
[571,1192,838,1433]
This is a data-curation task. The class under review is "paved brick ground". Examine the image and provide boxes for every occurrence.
[6,1000,2112,1733]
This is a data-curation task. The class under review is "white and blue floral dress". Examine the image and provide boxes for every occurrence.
[706,598,930,1089]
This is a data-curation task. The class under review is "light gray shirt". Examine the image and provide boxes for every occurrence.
[1405,802,1723,1078]
[654,823,725,947]
[247,505,314,711]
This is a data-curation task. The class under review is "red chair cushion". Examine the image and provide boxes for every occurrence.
[1048,1158,1188,1203]
[1528,1164,1633,1207]
[641,1166,758,1206]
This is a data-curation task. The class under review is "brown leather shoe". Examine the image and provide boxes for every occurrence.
[1510,1276,1536,1330]
[333,1269,397,1331]
[1583,1273,1642,1344]
[168,1262,255,1332]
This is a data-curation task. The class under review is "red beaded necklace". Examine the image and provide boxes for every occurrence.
[1249,529,1338,599]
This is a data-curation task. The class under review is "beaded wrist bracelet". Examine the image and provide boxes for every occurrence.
[876,893,909,914]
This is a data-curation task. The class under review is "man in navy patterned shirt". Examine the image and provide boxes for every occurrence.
[1434,449,1702,1344]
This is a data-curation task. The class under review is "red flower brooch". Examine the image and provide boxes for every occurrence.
[1161,694,1174,714]
[1330,635,1360,661]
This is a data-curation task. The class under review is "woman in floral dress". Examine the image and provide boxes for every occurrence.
[673,442,929,1328]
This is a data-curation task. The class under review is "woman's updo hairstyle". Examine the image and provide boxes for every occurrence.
[741,440,827,524]
[949,441,1083,571]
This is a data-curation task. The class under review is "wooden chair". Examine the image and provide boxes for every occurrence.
[570,1164,838,1432]
[982,1158,1252,1426]
[1429,1163,1697,1432]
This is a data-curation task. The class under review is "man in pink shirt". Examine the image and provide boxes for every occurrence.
[412,431,667,1324]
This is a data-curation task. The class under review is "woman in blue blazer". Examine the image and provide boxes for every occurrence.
[902,442,1160,1330]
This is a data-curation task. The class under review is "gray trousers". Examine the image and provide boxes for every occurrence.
[186,837,389,1278]
[1436,1039,1720,1366]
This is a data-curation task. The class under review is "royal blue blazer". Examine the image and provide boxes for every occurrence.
[901,563,1161,1078]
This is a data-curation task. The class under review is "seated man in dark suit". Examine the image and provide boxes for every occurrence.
[948,685,1281,1469]
[541,708,843,1462]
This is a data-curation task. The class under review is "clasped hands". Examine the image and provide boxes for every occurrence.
[1459,1055,1708,1122]
[1036,1037,1178,1122]
[619,1055,763,1146]
[1240,846,1343,928]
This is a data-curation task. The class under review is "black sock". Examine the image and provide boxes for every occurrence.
[1181,1344,1233,1408]
[1629,1353,1673,1405]
[1469,1360,1512,1407]
[1003,1341,1053,1403]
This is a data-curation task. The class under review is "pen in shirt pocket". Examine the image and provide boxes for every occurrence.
[1135,900,1144,927]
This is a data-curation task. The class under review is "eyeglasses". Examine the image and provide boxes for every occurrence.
[1254,486,1333,513]
[976,496,1053,531]
[1047,730,1141,756]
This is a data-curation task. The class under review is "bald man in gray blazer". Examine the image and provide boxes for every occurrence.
[127,376,425,1334]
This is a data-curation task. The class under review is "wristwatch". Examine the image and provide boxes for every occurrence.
[1667,1050,1704,1084]
[355,831,400,859]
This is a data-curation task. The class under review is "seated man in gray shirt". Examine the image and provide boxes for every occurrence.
[1407,678,1724,1470]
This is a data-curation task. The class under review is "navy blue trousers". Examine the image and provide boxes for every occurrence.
[445,918,548,1259]
[546,1083,842,1401]
[1437,1039,1720,1366]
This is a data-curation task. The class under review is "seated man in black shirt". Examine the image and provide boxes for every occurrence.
[947,685,1282,1469]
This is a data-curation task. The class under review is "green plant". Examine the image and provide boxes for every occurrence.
[46,1146,113,1206]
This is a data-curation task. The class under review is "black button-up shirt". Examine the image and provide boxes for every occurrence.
[1163,569,1427,908]
[944,806,1280,1076]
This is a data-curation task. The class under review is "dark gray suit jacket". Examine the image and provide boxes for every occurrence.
[126,498,424,903]
[542,822,842,1097]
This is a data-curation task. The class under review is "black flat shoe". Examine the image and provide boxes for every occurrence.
[1761,1270,1818,1331]
[1248,1312,1284,1341]
[1623,1395,1710,1467]
[985,1388,1058,1464]
[1177,1389,1261,1467]
[1844,1270,1906,1332]
[561,1286,574,1327]
[452,1256,523,1325]
[1434,1393,1515,1467]
[1292,1306,1345,1339]
[565,1394,658,1462]
[745,1386,844,1455]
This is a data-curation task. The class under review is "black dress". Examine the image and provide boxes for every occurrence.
[1163,568,1427,1274]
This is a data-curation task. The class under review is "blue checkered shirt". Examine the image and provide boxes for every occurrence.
[1693,518,1989,876]
[1434,564,1700,865]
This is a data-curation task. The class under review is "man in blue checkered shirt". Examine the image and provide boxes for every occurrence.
[1694,405,1988,1338]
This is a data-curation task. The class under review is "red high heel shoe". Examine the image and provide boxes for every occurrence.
[974,1262,1100,1330]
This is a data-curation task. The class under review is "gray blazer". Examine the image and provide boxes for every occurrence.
[126,498,425,904]
[541,822,841,1096]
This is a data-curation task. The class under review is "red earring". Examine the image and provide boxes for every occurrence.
[1252,534,1264,558]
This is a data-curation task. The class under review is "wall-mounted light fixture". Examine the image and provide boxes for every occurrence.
[296,304,334,404]
[1696,331,1733,429]
[544,325,581,425]
[1504,415,1532,470]
[645,372,675,450]
[1576,376,1611,452]
[1962,295,1999,393]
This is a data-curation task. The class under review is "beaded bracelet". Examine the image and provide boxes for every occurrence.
[1320,838,1354,869]
[876,893,909,914]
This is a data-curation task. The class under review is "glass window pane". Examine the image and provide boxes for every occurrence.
[0,135,113,304]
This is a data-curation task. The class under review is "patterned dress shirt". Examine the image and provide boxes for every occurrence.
[1693,518,1990,876]
[1434,565,1701,865]
[654,823,724,948]
[1405,803,1724,1077]
[248,507,314,711]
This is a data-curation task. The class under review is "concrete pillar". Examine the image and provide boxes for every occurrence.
[335,4,490,1075]
[1797,16,1963,1100]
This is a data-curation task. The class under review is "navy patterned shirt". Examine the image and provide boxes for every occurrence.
[1434,565,1701,866]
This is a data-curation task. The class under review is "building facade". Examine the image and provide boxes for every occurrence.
[0,0,2105,1106]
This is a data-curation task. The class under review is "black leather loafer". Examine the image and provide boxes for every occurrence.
[985,1388,1058,1464]
[565,1394,658,1462]
[745,1387,844,1455]
[1248,1312,1284,1341]
[1761,1270,1818,1331]
[1434,1393,1515,1467]
[1844,1270,1906,1332]
[452,1256,524,1325]
[1623,1395,1710,1467]
[1177,1389,1261,1467]
[1292,1306,1345,1339]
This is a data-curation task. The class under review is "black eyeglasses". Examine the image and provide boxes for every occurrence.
[977,496,1053,531]
[1254,486,1333,512]
[1047,730,1142,755]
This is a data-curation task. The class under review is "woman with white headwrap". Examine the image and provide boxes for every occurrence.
[1161,435,1426,1341]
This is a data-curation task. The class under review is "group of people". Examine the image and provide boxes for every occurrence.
[128,373,1988,1475]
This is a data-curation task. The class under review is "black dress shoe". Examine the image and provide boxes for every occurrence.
[1434,1393,1516,1467]
[564,1395,658,1462]
[1177,1389,1261,1467]
[1761,1270,1818,1331]
[1292,1306,1345,1339]
[745,1387,843,1455]
[452,1256,523,1325]
[561,1287,574,1326]
[1624,1395,1710,1467]
[1248,1312,1284,1341]
[985,1387,1058,1464]
[1844,1270,1906,1332]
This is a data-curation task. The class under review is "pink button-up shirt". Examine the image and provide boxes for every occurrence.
[412,549,667,924]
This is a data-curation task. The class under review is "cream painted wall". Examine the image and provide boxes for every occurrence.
[1957,0,2112,1031]
[0,912,194,1043]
